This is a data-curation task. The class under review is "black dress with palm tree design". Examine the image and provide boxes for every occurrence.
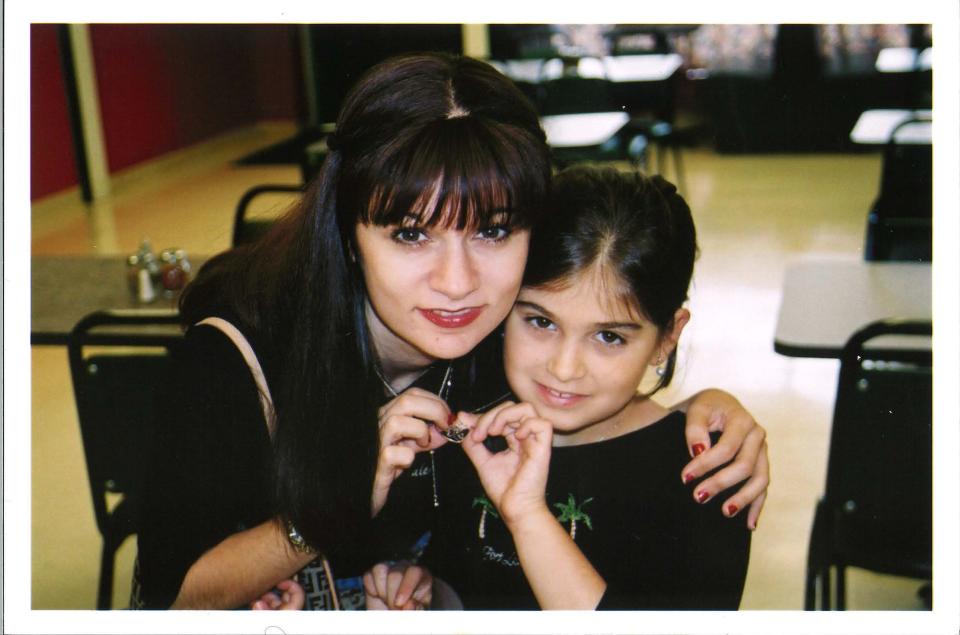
[427,411,751,609]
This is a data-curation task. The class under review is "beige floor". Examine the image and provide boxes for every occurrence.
[29,122,929,611]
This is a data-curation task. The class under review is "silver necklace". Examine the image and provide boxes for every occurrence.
[376,362,466,442]
[376,361,454,507]
[374,364,431,398]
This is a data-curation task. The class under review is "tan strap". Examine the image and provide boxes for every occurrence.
[194,317,341,609]
[196,317,277,439]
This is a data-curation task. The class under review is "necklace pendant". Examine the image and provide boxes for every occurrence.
[440,420,470,444]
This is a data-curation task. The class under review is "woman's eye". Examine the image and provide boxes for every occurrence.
[526,316,555,330]
[596,331,625,345]
[476,225,511,242]
[392,228,427,244]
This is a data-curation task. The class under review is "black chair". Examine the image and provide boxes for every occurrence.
[537,62,617,116]
[232,184,303,247]
[864,117,932,262]
[67,310,185,609]
[535,60,641,162]
[804,319,932,610]
[536,56,687,191]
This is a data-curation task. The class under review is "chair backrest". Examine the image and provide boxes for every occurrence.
[863,209,931,262]
[67,310,185,541]
[533,55,616,117]
[232,184,303,247]
[864,117,932,262]
[824,319,932,574]
[878,118,932,217]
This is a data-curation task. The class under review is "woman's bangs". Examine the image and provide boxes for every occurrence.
[362,118,545,230]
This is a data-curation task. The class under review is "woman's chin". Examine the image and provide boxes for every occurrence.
[417,334,488,362]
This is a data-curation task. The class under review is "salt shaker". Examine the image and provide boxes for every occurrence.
[126,254,142,297]
[126,238,160,303]
[137,267,156,303]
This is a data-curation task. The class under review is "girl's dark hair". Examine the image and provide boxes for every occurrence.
[180,52,551,559]
[523,165,698,394]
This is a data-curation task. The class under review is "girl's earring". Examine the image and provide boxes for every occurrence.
[655,351,666,377]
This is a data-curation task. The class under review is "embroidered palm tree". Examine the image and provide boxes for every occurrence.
[554,494,593,540]
[473,496,499,539]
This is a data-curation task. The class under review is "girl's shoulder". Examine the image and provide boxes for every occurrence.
[604,409,722,466]
[552,410,689,472]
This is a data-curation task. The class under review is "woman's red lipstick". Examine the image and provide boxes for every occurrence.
[419,307,483,328]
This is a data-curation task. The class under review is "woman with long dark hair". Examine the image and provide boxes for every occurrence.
[135,52,769,610]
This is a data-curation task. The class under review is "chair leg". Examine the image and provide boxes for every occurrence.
[804,565,816,610]
[805,502,827,610]
[835,563,846,610]
[97,540,116,609]
[821,563,832,610]
[804,530,820,610]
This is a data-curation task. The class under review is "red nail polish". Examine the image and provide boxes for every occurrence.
[683,473,695,484]
[692,443,706,456]
[696,490,710,503]
[726,503,739,516]
[447,412,457,426]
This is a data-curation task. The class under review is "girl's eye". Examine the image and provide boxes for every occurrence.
[526,316,555,331]
[391,228,428,245]
[596,331,625,346]
[476,225,511,242]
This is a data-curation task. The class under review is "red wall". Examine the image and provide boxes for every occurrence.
[248,26,302,121]
[31,24,79,200]
[90,24,301,174]
[30,24,301,200]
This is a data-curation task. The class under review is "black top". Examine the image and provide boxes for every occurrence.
[134,317,511,609]
[427,411,751,610]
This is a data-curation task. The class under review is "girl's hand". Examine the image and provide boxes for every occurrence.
[372,387,452,517]
[363,561,433,610]
[250,578,305,610]
[460,402,553,527]
[678,389,769,530]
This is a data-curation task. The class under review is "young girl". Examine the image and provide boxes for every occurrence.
[433,165,752,609]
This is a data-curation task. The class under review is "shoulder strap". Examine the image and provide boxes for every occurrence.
[195,317,277,439]
[192,317,342,609]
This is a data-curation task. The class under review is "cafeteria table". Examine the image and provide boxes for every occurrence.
[773,258,931,359]
[849,109,932,145]
[490,53,683,84]
[31,255,207,346]
[875,47,932,73]
[540,111,630,148]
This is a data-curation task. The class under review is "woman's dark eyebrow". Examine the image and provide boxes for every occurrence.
[396,208,514,227]
[392,212,427,227]
[483,208,515,224]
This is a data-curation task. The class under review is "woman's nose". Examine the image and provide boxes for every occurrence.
[546,340,587,382]
[429,242,480,300]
